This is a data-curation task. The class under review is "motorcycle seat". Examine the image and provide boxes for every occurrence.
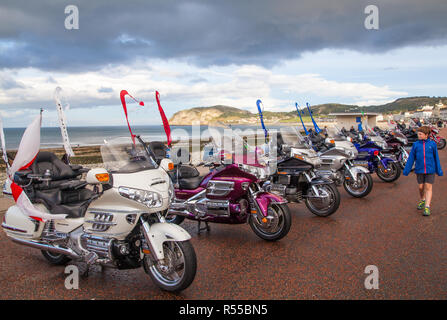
[35,188,96,218]
[168,164,204,190]
[22,151,98,218]
[149,141,167,165]
[178,175,204,190]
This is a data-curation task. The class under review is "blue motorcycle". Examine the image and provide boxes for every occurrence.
[349,130,402,183]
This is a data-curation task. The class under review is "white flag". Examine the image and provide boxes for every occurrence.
[9,113,67,221]
[54,87,75,157]
[0,115,8,165]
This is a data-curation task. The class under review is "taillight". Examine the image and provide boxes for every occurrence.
[373,150,379,156]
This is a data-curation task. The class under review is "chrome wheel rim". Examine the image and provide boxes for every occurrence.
[307,185,335,212]
[378,163,397,178]
[148,242,185,287]
[252,205,284,236]
[345,173,369,195]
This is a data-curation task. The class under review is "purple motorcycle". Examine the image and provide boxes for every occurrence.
[163,127,291,241]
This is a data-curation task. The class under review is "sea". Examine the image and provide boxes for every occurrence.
[2,124,281,150]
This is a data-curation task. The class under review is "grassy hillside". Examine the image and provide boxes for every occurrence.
[169,97,447,125]
[313,96,447,115]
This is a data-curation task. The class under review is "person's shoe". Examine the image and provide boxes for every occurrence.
[417,200,425,210]
[423,207,431,216]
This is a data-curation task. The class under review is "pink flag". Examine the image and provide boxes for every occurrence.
[120,90,144,145]
[155,91,172,147]
[8,113,66,221]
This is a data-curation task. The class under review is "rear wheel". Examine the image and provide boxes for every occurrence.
[249,203,291,241]
[164,214,185,225]
[305,184,340,217]
[437,138,446,150]
[143,240,197,292]
[377,161,401,182]
[343,172,373,198]
[41,250,71,265]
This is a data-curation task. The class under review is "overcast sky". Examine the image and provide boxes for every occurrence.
[1,0,447,127]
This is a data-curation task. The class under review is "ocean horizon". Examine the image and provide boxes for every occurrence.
[2,124,281,150]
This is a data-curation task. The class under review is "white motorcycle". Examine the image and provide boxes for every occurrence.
[1,136,197,292]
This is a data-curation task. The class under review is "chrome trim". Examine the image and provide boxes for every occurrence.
[206,180,234,197]
[80,234,113,259]
[86,212,116,232]
[150,180,166,186]
[88,208,145,214]
[11,237,80,259]
[2,223,27,233]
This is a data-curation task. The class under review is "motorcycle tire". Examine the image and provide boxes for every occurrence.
[144,240,197,292]
[437,138,446,150]
[305,183,340,217]
[41,250,72,265]
[376,161,401,182]
[343,172,373,198]
[164,214,186,225]
[248,203,291,241]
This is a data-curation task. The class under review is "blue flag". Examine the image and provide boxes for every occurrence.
[256,99,268,141]
[306,102,321,133]
[295,102,309,135]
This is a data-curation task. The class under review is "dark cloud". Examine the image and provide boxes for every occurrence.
[0,0,446,71]
[0,73,25,89]
[189,77,208,84]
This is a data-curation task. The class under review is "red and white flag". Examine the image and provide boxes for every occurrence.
[8,113,66,221]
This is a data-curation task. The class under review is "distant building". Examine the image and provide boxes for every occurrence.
[329,112,378,129]
[415,104,434,119]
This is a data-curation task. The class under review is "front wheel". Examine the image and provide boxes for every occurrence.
[305,183,340,217]
[249,203,291,241]
[143,240,197,292]
[343,172,373,198]
[376,161,401,182]
[437,138,446,150]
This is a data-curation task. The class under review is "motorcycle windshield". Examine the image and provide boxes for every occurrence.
[101,137,157,173]
[207,123,272,167]
[277,126,311,149]
[391,130,408,144]
[326,126,347,141]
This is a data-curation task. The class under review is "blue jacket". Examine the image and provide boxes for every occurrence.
[403,139,443,176]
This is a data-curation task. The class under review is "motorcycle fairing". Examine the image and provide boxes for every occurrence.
[254,192,287,217]
[276,157,314,174]
[144,222,192,260]
[349,166,370,180]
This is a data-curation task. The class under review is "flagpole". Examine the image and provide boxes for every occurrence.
[256,99,268,142]
[295,103,309,135]
[306,102,321,133]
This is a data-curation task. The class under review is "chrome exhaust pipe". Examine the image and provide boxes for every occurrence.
[11,237,80,259]
[167,208,190,217]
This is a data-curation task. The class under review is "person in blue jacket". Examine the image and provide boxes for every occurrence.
[403,126,443,216]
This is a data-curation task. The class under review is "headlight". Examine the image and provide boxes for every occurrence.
[119,187,163,208]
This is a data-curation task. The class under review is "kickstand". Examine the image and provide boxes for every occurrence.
[197,221,210,234]
[79,264,90,278]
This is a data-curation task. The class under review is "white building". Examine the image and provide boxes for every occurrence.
[329,112,378,129]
